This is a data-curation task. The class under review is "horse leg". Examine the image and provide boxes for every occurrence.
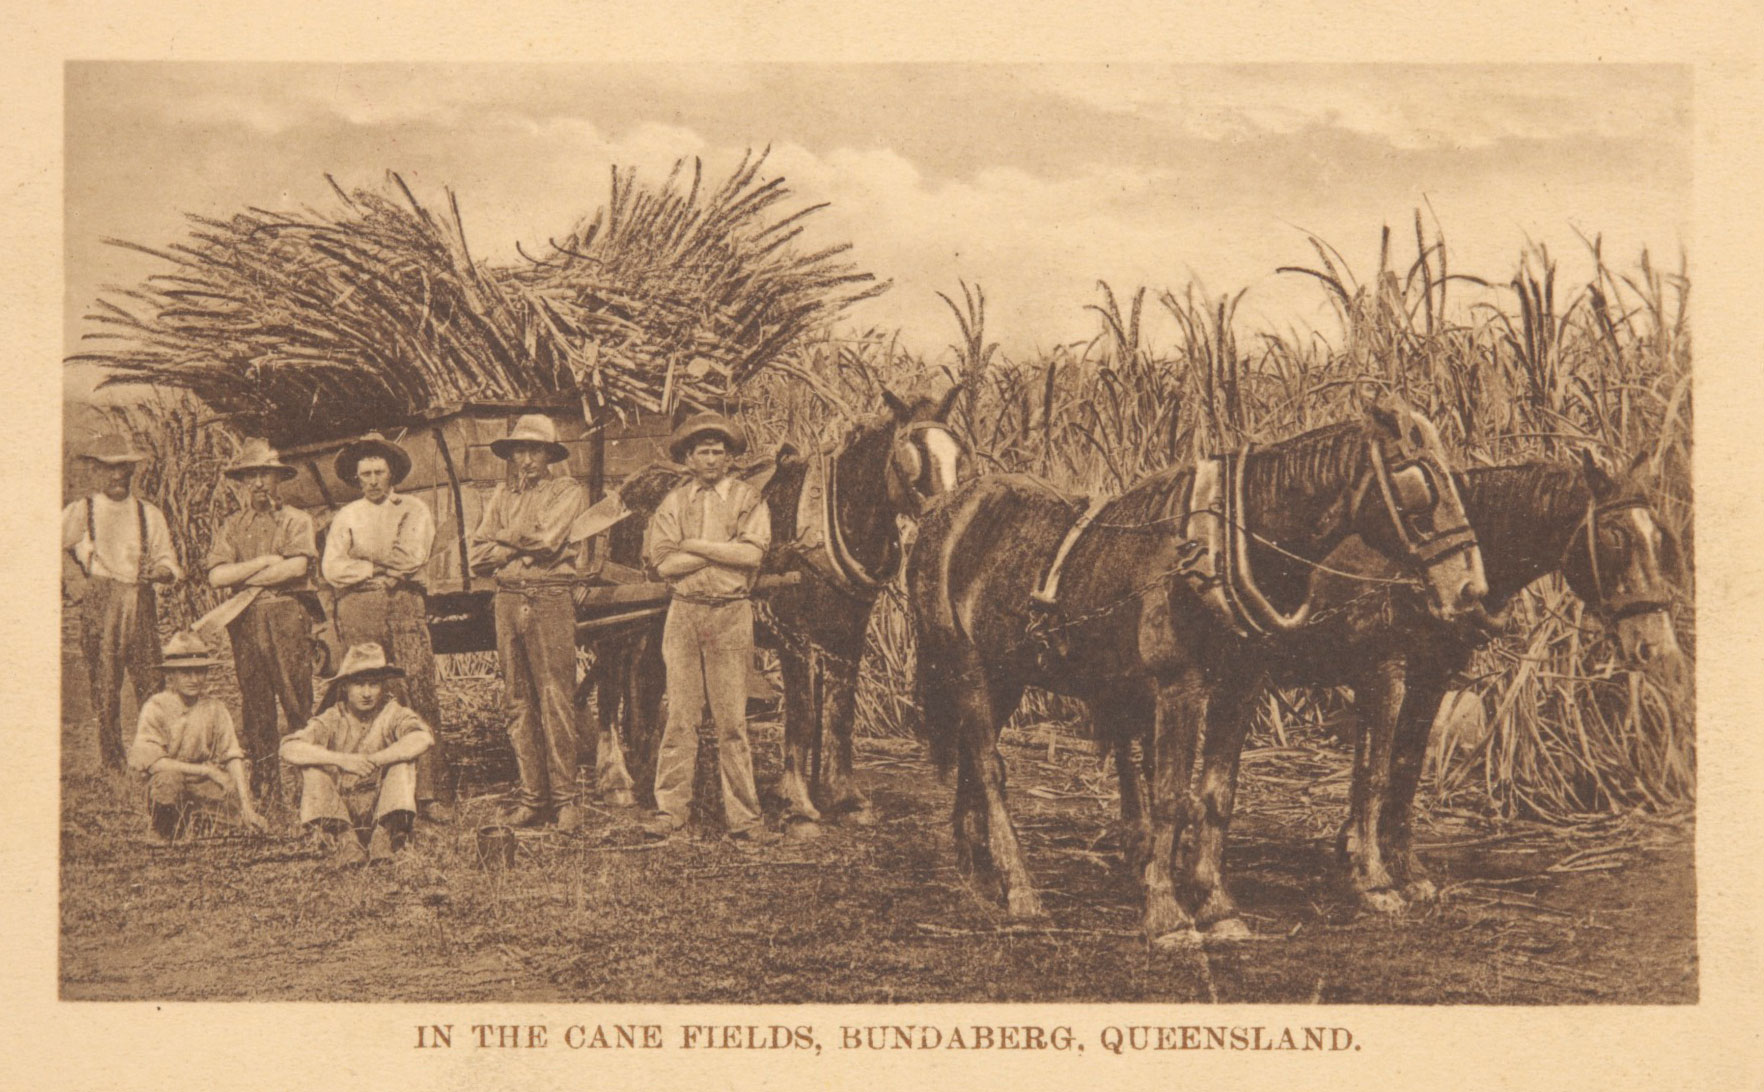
[1382,667,1448,904]
[820,658,876,824]
[958,673,1042,919]
[1338,660,1404,913]
[587,659,636,809]
[775,649,824,831]
[1093,692,1152,874]
[1144,674,1203,947]
[1188,675,1263,937]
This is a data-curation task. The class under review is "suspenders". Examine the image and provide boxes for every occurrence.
[84,494,153,581]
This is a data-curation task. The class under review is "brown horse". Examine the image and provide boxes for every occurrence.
[586,388,967,830]
[908,400,1487,945]
[1268,451,1683,911]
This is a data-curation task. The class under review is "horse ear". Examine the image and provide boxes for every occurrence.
[880,386,911,420]
[1366,397,1405,439]
[936,383,963,421]
[1580,448,1618,499]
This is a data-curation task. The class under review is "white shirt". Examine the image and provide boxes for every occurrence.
[60,493,182,584]
[320,492,437,589]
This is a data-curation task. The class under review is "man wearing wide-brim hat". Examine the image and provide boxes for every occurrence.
[467,414,592,829]
[128,631,268,841]
[641,410,779,844]
[61,433,184,771]
[205,438,321,810]
[280,642,435,866]
[319,431,452,822]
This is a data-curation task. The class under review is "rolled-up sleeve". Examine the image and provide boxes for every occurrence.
[643,489,684,572]
[61,501,93,570]
[145,505,183,580]
[734,492,771,553]
[277,509,318,560]
[127,700,171,774]
[467,488,510,575]
[321,509,371,587]
[210,705,245,763]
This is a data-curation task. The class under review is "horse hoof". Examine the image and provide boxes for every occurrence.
[1357,888,1408,915]
[603,790,637,810]
[1150,928,1203,951]
[784,819,823,842]
[1204,917,1254,941]
[1007,890,1047,920]
[846,805,879,827]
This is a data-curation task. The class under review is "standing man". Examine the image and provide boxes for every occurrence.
[642,411,779,845]
[320,432,452,823]
[468,415,591,830]
[61,434,182,771]
[205,438,319,808]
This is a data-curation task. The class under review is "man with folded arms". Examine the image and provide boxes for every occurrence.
[320,432,452,822]
[469,414,592,831]
[205,437,319,809]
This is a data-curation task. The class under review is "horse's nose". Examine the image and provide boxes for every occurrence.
[1457,575,1487,610]
[1635,640,1656,664]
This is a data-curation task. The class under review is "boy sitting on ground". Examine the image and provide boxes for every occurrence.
[127,631,269,841]
[280,642,434,867]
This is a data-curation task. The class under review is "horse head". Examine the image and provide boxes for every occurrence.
[1350,397,1489,625]
[1562,449,1683,669]
[880,384,969,517]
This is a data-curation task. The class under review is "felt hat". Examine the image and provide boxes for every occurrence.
[81,434,146,465]
[490,414,570,464]
[323,642,406,687]
[667,411,747,462]
[160,630,222,670]
[223,437,299,481]
[334,432,412,487]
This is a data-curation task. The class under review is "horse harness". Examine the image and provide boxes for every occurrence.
[1031,439,1476,641]
[790,436,900,601]
[1570,497,1672,623]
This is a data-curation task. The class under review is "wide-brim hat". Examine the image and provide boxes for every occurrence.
[81,434,146,466]
[160,630,222,670]
[334,432,412,487]
[668,412,747,462]
[323,642,406,688]
[489,414,570,464]
[223,437,299,481]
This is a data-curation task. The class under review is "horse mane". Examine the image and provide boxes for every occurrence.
[1458,462,1588,542]
[1241,420,1367,518]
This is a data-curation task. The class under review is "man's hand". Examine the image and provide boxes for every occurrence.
[204,764,232,789]
[334,753,377,778]
[241,806,269,834]
[149,563,180,584]
[358,574,396,592]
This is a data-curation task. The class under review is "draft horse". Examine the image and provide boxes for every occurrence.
[587,387,968,832]
[1272,450,1683,911]
[908,399,1487,945]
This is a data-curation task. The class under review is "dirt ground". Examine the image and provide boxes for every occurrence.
[58,619,1696,1004]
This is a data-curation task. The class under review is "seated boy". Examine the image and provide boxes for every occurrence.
[127,631,269,840]
[280,642,434,866]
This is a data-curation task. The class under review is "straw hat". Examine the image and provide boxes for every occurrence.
[490,414,569,464]
[160,630,222,670]
[223,437,299,481]
[81,434,146,466]
[334,432,412,487]
[668,411,747,462]
[323,642,406,687]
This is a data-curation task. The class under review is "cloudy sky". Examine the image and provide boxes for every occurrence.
[64,62,1690,401]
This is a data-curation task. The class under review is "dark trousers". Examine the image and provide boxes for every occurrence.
[79,577,159,771]
[334,585,450,802]
[495,587,579,810]
[226,596,315,806]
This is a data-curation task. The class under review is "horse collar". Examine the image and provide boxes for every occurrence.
[792,444,897,598]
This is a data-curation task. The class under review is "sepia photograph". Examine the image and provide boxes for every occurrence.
[55,59,1697,1010]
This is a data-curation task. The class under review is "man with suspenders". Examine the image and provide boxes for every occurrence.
[61,434,183,771]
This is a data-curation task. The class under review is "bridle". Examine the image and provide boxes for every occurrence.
[886,418,967,514]
[1567,497,1673,623]
[1362,437,1480,574]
